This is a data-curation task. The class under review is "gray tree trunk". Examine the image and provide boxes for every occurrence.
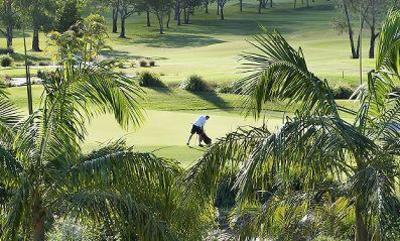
[32,28,40,52]
[112,7,118,33]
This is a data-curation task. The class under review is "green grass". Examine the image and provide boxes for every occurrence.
[2,0,369,164]
[1,0,374,87]
[7,86,286,165]
[6,85,360,165]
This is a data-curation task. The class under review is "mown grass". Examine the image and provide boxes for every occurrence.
[1,0,374,87]
[6,85,359,165]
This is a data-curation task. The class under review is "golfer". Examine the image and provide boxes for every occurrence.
[187,115,210,147]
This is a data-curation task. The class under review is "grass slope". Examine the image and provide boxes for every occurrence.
[1,0,373,87]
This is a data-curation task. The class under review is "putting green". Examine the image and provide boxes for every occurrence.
[84,110,283,166]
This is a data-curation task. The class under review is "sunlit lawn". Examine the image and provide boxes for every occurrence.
[1,0,373,87]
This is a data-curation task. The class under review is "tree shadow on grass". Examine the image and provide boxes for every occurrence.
[101,49,169,60]
[131,33,225,48]
[190,91,231,110]
[145,86,172,94]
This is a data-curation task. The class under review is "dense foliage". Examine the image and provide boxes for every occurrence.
[186,9,400,241]
[0,15,213,241]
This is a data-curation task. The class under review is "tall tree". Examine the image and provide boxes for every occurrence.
[363,0,399,58]
[0,0,19,53]
[118,0,136,38]
[20,0,55,51]
[217,0,229,20]
[147,0,173,33]
[55,0,81,32]
[187,9,400,241]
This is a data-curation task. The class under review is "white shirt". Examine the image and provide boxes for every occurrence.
[194,115,207,128]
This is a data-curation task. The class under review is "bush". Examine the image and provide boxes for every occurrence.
[179,75,210,92]
[0,55,14,67]
[149,60,156,67]
[138,71,166,88]
[332,86,353,99]
[139,59,148,67]
[216,80,244,94]
[38,61,51,66]
[0,48,9,55]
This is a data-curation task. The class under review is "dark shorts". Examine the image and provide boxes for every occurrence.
[190,125,203,135]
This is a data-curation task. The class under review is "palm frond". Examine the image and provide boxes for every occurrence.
[61,190,178,241]
[1,180,31,241]
[57,141,180,201]
[350,160,400,239]
[235,115,375,200]
[71,63,145,129]
[185,125,270,199]
[376,9,400,78]
[239,29,337,118]
[0,144,22,187]
[367,9,400,110]
[0,93,21,145]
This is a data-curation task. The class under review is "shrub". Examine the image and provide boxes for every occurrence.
[138,71,166,88]
[139,59,148,67]
[214,170,237,208]
[0,55,14,67]
[38,61,50,66]
[216,80,244,94]
[149,60,156,67]
[332,86,353,99]
[179,75,210,92]
[0,48,9,55]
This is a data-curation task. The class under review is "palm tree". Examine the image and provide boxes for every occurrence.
[0,15,182,241]
[187,9,400,241]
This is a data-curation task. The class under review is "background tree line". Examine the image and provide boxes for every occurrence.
[1,0,399,58]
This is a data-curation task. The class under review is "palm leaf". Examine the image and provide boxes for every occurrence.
[239,29,338,118]
[60,190,178,241]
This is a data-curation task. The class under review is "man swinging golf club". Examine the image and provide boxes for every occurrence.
[187,115,210,147]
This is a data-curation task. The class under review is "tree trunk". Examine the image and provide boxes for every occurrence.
[343,0,359,59]
[32,28,41,52]
[239,0,243,12]
[119,14,126,38]
[270,0,273,8]
[294,0,297,8]
[220,5,224,20]
[177,8,181,25]
[205,2,209,13]
[217,3,220,15]
[167,10,171,28]
[355,202,369,241]
[146,10,151,27]
[186,11,191,24]
[32,200,46,241]
[258,0,262,13]
[157,14,164,34]
[112,7,118,33]
[6,24,13,53]
[368,1,377,59]
[306,0,310,8]
[183,8,187,24]
[369,30,378,59]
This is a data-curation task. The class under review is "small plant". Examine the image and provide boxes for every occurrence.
[179,75,210,92]
[332,86,353,99]
[149,60,156,67]
[139,59,148,67]
[0,48,9,55]
[138,71,166,88]
[216,80,243,94]
[0,55,14,67]
[38,61,50,66]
